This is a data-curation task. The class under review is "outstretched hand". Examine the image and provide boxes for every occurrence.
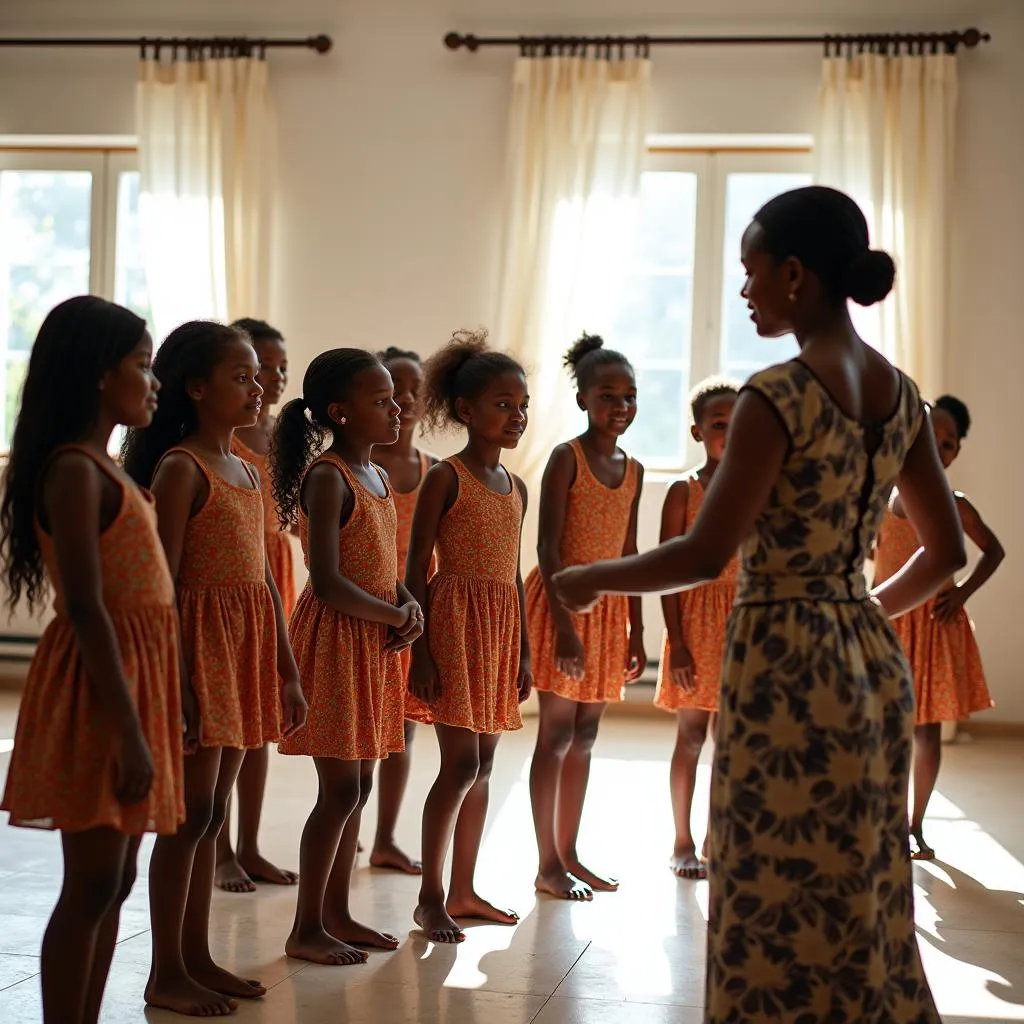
[552,566,601,615]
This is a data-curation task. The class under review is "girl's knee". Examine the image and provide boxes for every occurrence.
[115,858,139,906]
[319,773,362,816]
[181,794,216,840]
[538,722,574,758]
[204,793,231,839]
[441,749,481,790]
[357,768,375,809]
[570,717,601,755]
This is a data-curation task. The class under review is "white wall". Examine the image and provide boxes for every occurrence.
[1,0,1022,719]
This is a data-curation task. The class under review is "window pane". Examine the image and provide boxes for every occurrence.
[611,272,693,362]
[114,172,153,329]
[628,366,688,464]
[719,172,812,382]
[0,170,92,447]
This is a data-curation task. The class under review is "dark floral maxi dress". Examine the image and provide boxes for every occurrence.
[706,360,940,1024]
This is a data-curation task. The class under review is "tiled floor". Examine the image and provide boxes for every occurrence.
[1,692,1022,1022]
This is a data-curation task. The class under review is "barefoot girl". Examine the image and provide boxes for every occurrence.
[406,331,533,943]
[0,297,185,1024]
[123,320,306,1016]
[874,394,999,860]
[655,379,739,880]
[525,334,644,901]
[273,348,422,966]
[215,318,300,893]
[368,346,436,875]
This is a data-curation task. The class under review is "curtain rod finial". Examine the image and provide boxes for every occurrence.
[961,27,987,48]
[311,34,332,54]
[444,32,463,50]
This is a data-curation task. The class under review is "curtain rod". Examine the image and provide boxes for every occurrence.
[0,34,333,54]
[443,27,990,56]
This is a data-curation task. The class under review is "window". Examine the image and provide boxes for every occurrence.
[608,143,812,469]
[0,145,150,449]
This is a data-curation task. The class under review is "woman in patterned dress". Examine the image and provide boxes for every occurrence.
[554,186,966,1024]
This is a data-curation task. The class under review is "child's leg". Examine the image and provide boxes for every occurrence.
[324,760,400,949]
[530,691,591,900]
[669,708,711,879]
[213,791,255,893]
[446,732,518,926]
[182,746,265,999]
[910,722,942,860]
[82,834,141,1024]
[557,700,616,892]
[41,827,131,1024]
[235,743,297,885]
[286,757,367,966]
[414,724,484,943]
[370,721,421,875]
[146,746,236,1017]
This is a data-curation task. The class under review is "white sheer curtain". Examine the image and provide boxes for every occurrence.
[136,53,276,340]
[815,49,958,399]
[494,55,652,523]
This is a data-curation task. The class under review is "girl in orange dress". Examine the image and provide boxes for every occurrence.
[406,330,532,944]
[273,348,422,967]
[0,296,185,1024]
[122,321,306,1017]
[367,346,437,875]
[525,334,645,902]
[656,379,739,880]
[216,318,300,894]
[874,394,1000,860]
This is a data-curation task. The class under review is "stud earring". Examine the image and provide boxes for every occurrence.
[788,291,797,303]
[340,416,347,426]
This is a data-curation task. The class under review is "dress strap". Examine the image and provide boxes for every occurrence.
[156,447,214,487]
[45,444,127,491]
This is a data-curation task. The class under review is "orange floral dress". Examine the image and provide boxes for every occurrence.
[655,477,739,713]
[2,446,184,834]
[405,457,524,734]
[525,439,639,703]
[163,448,280,749]
[874,505,993,724]
[279,453,405,760]
[232,434,296,618]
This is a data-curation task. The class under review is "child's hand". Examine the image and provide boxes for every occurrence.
[516,656,534,704]
[668,642,696,692]
[280,675,308,738]
[393,600,424,637]
[409,651,441,705]
[554,628,585,680]
[625,633,647,682]
[181,683,202,754]
[553,566,600,614]
[932,586,966,624]
[115,725,155,805]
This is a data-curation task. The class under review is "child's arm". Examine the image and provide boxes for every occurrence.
[405,463,455,702]
[515,475,533,702]
[536,444,585,679]
[933,493,1005,622]
[659,480,695,690]
[623,464,646,682]
[264,553,308,737]
[387,580,425,653]
[45,453,154,805]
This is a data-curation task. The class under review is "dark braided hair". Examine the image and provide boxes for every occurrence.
[377,346,421,365]
[689,377,740,425]
[270,348,383,527]
[934,395,971,440]
[563,332,633,389]
[1,296,147,611]
[121,321,247,487]
[421,329,525,433]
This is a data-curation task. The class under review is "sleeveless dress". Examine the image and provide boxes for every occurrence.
[655,477,739,713]
[706,361,940,1024]
[524,439,639,703]
[278,453,405,760]
[405,456,524,734]
[163,448,280,750]
[2,446,184,834]
[874,506,992,724]
[232,434,296,618]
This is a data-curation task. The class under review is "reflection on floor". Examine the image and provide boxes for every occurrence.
[0,692,1022,1023]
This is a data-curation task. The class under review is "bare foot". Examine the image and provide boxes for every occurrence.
[414,902,465,943]
[670,847,707,880]
[323,914,400,950]
[370,840,423,875]
[238,850,299,885]
[910,829,936,861]
[446,892,519,926]
[535,869,593,901]
[145,975,238,1017]
[214,856,257,894]
[564,859,618,893]
[185,960,265,1000]
[285,927,369,966]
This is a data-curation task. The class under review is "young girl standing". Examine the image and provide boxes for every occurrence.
[874,394,1000,860]
[122,320,306,1016]
[0,297,185,1024]
[525,334,644,902]
[655,380,739,880]
[368,346,436,875]
[273,348,422,966]
[215,318,300,894]
[406,331,532,944]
